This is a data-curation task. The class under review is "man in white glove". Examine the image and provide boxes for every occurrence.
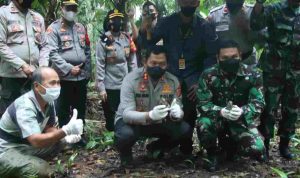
[169,99,184,121]
[196,40,266,172]
[220,105,243,121]
[149,105,170,121]
[114,46,192,166]
[0,67,83,177]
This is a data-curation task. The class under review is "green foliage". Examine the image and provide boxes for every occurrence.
[271,167,295,178]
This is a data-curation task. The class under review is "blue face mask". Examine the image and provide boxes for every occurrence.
[38,84,61,103]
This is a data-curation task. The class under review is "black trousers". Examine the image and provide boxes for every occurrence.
[114,119,192,158]
[57,80,88,127]
[0,78,31,117]
[102,89,121,131]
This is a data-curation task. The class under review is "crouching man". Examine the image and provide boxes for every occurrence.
[196,40,266,172]
[115,46,192,165]
[0,67,83,177]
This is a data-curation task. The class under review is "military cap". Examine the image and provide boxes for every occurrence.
[62,0,78,6]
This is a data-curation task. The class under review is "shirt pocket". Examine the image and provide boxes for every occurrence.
[7,23,25,44]
[215,23,229,32]
[60,35,73,50]
[78,33,86,48]
[274,18,293,45]
[32,24,43,45]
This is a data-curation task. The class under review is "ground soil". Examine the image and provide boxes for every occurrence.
[50,91,300,178]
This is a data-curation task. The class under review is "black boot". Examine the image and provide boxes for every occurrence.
[203,148,218,172]
[264,139,270,160]
[279,137,295,159]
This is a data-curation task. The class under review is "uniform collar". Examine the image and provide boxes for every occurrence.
[9,2,20,13]
[223,4,247,15]
[178,12,197,28]
[28,90,44,113]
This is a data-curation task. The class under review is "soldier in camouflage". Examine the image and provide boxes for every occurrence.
[196,40,265,172]
[250,0,300,159]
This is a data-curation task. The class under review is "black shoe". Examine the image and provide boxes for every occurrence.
[120,155,133,167]
[146,143,164,159]
[264,139,270,160]
[279,137,295,159]
[76,135,88,147]
[203,154,218,172]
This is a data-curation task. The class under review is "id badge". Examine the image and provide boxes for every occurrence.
[179,58,186,70]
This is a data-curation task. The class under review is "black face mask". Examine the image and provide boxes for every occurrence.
[226,2,244,14]
[19,0,33,9]
[147,66,166,80]
[219,58,240,74]
[181,6,197,17]
[111,20,122,33]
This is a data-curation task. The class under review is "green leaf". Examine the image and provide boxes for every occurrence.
[271,167,288,178]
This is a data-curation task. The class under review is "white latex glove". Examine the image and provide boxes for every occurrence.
[170,99,184,121]
[228,105,243,121]
[220,107,231,120]
[63,135,81,144]
[62,109,83,135]
[149,105,170,121]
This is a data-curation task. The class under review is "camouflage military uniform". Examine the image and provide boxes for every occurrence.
[0,2,49,116]
[208,4,264,65]
[250,0,300,140]
[196,64,265,158]
[47,18,91,127]
[0,91,61,177]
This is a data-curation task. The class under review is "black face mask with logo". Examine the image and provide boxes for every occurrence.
[147,66,166,80]
[219,58,240,74]
[19,0,33,9]
[180,6,197,17]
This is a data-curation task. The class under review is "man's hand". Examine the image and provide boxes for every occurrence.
[220,107,231,120]
[149,105,170,121]
[100,91,107,102]
[187,84,198,102]
[62,109,83,135]
[228,105,243,121]
[141,16,153,31]
[169,99,184,121]
[22,64,34,77]
[71,63,83,76]
[63,135,81,144]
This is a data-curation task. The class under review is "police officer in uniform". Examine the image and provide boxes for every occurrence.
[47,0,91,142]
[208,0,264,66]
[96,9,137,131]
[0,0,49,116]
[115,45,191,165]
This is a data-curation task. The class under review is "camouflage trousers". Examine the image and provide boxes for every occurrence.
[196,117,265,158]
[259,71,300,139]
[0,143,62,178]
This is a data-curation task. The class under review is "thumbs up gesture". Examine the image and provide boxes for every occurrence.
[62,109,83,136]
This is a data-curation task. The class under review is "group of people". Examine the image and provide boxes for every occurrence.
[0,0,298,177]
